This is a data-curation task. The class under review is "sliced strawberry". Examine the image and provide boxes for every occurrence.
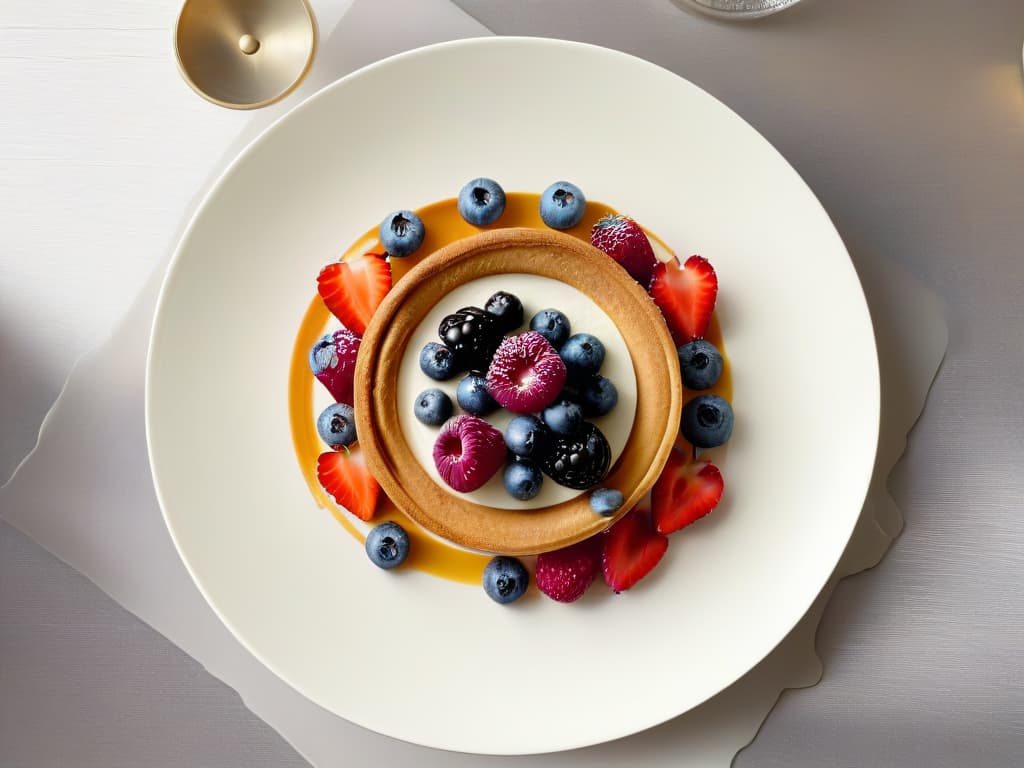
[316,450,379,521]
[601,508,669,593]
[317,253,392,336]
[649,255,718,344]
[652,451,724,535]
[590,214,659,288]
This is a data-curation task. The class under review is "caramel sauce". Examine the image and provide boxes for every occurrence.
[288,193,731,585]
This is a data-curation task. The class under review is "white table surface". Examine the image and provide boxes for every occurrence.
[2,0,1023,766]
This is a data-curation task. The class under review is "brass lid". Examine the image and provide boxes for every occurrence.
[174,0,317,110]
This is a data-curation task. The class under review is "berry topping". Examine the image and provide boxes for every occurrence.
[486,331,567,414]
[316,450,379,521]
[677,339,724,391]
[649,255,718,344]
[601,508,668,593]
[456,373,498,416]
[439,306,503,371]
[316,253,392,337]
[503,458,543,501]
[681,394,734,449]
[483,291,524,332]
[433,415,506,493]
[419,341,458,381]
[535,536,601,603]
[316,403,357,449]
[589,488,625,517]
[457,177,506,226]
[503,414,550,459]
[577,374,619,417]
[652,452,724,535]
[482,556,529,604]
[529,308,571,349]
[559,333,605,382]
[539,181,586,229]
[540,422,611,490]
[365,522,410,569]
[590,214,659,288]
[414,388,453,426]
[378,210,425,257]
[308,328,361,405]
[542,399,583,436]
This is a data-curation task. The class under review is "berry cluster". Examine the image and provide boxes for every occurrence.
[416,291,621,503]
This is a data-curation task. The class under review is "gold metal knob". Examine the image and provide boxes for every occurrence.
[174,0,318,110]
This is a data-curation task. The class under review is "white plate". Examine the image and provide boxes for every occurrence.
[147,37,878,755]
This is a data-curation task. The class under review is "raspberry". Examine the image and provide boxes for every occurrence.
[432,415,506,493]
[535,537,601,603]
[486,331,567,414]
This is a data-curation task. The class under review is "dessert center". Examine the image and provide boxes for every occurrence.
[397,273,638,511]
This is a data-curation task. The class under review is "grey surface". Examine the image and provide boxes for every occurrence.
[3,0,1024,766]
[0,521,306,768]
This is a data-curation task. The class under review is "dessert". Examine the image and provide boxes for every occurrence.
[289,178,734,605]
[354,228,679,555]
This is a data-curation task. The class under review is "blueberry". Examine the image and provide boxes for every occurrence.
[482,556,529,604]
[503,459,543,501]
[457,177,506,226]
[420,342,458,380]
[539,181,586,229]
[504,415,550,458]
[457,373,497,415]
[414,388,453,426]
[308,334,334,376]
[590,488,624,517]
[678,340,724,391]
[484,291,524,332]
[379,210,425,257]
[542,399,583,435]
[681,394,734,448]
[578,375,618,417]
[365,522,410,569]
[316,403,357,449]
[559,333,605,381]
[530,309,571,349]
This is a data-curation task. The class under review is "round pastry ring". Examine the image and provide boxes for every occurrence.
[355,228,681,555]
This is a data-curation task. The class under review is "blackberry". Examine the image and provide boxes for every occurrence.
[438,306,503,371]
[484,291,524,332]
[540,422,611,490]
